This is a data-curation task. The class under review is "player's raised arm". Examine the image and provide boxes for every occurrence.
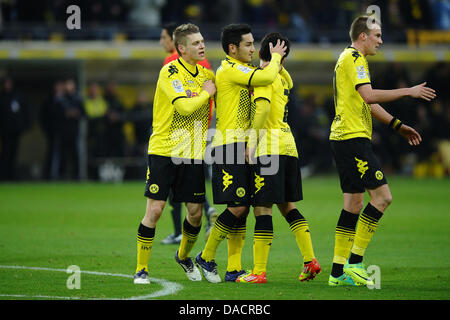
[371,103,422,146]
[249,39,286,87]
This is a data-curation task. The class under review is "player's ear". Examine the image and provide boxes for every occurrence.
[360,32,367,41]
[177,43,185,55]
[228,43,236,55]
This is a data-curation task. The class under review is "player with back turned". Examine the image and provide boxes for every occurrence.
[328,15,436,286]
[236,32,321,284]
[133,23,216,284]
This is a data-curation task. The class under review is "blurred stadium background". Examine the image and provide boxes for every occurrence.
[0,0,449,183]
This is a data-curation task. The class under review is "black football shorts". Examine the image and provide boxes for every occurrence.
[252,155,303,205]
[144,154,205,203]
[211,143,251,207]
[330,138,387,193]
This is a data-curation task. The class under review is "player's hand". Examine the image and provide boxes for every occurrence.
[409,82,436,101]
[203,80,216,97]
[269,39,287,58]
[398,124,422,146]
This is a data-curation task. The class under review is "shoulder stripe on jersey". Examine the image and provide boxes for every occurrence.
[172,96,188,104]
[355,82,371,90]
[254,97,270,103]
[248,67,261,87]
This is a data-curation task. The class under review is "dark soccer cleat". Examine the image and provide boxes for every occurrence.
[224,269,247,282]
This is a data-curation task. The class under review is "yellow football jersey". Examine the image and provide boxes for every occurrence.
[148,57,214,159]
[212,55,258,147]
[252,69,298,158]
[330,46,372,141]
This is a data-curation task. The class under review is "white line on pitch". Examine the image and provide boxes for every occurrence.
[0,265,183,300]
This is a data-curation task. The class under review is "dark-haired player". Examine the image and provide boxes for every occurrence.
[236,32,321,284]
[195,24,287,283]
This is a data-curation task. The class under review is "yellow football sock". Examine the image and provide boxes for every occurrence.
[351,203,383,257]
[136,223,155,273]
[252,215,273,275]
[226,217,246,272]
[332,209,359,265]
[201,209,236,262]
[285,209,315,263]
[178,218,201,260]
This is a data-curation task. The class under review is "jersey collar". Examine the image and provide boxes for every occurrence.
[225,55,251,67]
[177,56,199,77]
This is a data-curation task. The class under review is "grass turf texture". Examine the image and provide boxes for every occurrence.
[0,176,449,300]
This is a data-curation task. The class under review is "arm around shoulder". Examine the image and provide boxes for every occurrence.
[173,90,211,116]
[249,53,282,87]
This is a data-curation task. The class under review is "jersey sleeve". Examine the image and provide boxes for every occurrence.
[158,65,188,104]
[346,52,371,89]
[252,84,272,103]
[223,62,255,86]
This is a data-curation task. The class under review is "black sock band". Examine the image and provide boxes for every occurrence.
[183,218,201,235]
[217,208,238,229]
[337,209,359,230]
[284,208,305,224]
[363,203,384,222]
[255,215,273,231]
[138,223,155,239]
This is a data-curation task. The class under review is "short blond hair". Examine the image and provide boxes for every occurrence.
[173,23,200,55]
[349,15,381,42]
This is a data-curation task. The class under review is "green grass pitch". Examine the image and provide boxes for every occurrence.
[0,176,449,300]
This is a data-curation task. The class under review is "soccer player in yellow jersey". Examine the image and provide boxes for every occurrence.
[328,16,436,287]
[195,24,287,283]
[236,32,321,284]
[134,23,216,284]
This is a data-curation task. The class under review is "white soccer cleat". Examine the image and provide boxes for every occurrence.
[195,252,222,283]
[134,268,150,284]
[175,251,202,281]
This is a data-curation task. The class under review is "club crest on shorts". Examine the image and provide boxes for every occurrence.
[375,170,384,180]
[236,187,246,198]
[149,184,159,194]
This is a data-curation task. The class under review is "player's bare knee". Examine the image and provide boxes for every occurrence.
[349,200,364,214]
[186,203,203,223]
[228,206,249,218]
[379,195,392,210]
[145,201,164,222]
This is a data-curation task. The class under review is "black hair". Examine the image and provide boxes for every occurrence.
[259,32,290,62]
[162,22,178,40]
[221,24,252,54]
